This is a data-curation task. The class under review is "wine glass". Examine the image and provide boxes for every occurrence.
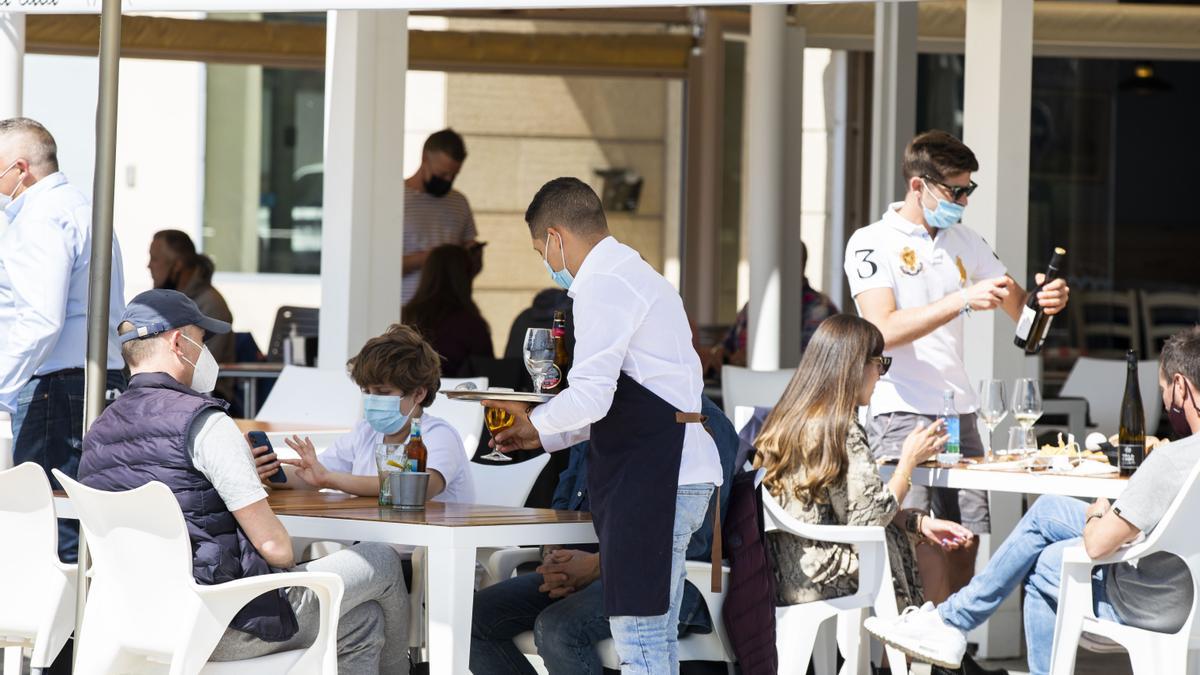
[978,380,1008,461]
[1007,425,1038,459]
[524,328,556,393]
[1012,378,1043,432]
[480,405,515,462]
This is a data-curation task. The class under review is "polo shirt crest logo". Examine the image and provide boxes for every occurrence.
[955,256,968,287]
[899,247,923,276]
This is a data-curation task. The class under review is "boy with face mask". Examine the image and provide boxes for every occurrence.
[79,290,409,673]
[253,324,476,505]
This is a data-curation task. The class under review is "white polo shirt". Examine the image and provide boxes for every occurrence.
[844,204,1006,416]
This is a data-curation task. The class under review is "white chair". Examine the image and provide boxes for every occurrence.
[763,490,908,675]
[721,366,793,421]
[1139,291,1200,359]
[1056,357,1163,434]
[255,365,362,428]
[425,376,488,458]
[471,454,553,508]
[1049,458,1200,675]
[0,463,77,674]
[54,471,344,674]
[511,561,736,672]
[1074,290,1141,359]
[0,412,12,470]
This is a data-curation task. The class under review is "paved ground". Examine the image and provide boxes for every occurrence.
[919,651,1134,675]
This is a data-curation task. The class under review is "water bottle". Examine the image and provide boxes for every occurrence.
[938,390,961,467]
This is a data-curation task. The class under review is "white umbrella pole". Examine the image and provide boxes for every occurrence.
[77,0,121,660]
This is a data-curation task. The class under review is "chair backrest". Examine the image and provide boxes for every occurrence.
[734,405,756,434]
[1074,290,1140,358]
[1139,291,1200,359]
[469,454,552,507]
[0,412,12,471]
[255,365,362,427]
[721,366,794,421]
[265,306,320,363]
[1059,357,1162,434]
[53,471,198,655]
[425,377,488,458]
[0,463,62,592]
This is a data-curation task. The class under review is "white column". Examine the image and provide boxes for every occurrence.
[961,0,1034,660]
[868,1,917,219]
[746,5,786,371]
[0,13,22,120]
[319,10,408,368]
[779,25,805,368]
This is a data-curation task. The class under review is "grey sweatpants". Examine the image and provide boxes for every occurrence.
[209,542,409,674]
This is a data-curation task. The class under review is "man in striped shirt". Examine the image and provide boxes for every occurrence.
[402,128,478,306]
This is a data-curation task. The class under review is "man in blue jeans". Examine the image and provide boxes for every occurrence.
[866,327,1200,675]
[471,396,737,674]
[0,117,127,565]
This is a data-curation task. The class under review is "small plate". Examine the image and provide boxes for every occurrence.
[441,389,555,404]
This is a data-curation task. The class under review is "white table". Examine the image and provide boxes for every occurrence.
[57,492,597,674]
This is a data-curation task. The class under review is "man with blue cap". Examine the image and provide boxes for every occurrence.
[78,289,409,674]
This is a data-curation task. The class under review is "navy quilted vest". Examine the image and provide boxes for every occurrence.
[79,372,299,642]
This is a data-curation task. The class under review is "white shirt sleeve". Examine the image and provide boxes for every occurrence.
[0,214,74,412]
[845,230,897,298]
[188,411,268,512]
[422,422,465,496]
[529,272,650,439]
[968,230,1007,281]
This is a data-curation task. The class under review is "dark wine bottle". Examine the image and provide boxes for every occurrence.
[1118,350,1145,478]
[1014,247,1066,354]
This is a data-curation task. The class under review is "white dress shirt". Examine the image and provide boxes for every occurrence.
[530,236,723,488]
[844,203,1007,415]
[0,172,126,413]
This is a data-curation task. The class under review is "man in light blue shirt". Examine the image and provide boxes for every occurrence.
[0,117,126,564]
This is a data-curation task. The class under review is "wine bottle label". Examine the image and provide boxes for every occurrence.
[1119,443,1144,471]
[1015,306,1036,339]
[542,365,562,390]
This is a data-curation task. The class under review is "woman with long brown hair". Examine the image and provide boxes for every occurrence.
[402,244,493,375]
[754,314,972,613]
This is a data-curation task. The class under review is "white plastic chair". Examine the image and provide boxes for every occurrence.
[0,463,77,674]
[1049,457,1200,675]
[1056,357,1163,434]
[470,454,552,508]
[512,561,736,672]
[425,376,488,458]
[255,365,362,428]
[720,366,793,421]
[53,470,344,674]
[0,412,12,470]
[763,490,908,675]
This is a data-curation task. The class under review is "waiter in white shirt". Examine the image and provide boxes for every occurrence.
[486,177,723,674]
[845,130,1069,596]
[0,118,127,564]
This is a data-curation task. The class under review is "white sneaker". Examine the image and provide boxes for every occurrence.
[864,602,967,669]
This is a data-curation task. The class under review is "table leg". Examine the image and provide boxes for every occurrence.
[243,379,257,418]
[425,545,475,674]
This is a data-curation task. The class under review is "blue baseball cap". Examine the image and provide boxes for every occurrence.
[118,289,231,344]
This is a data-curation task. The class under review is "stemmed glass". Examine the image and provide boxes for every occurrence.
[524,328,557,393]
[480,406,515,463]
[1012,378,1043,457]
[978,380,1008,462]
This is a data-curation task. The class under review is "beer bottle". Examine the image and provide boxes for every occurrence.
[407,418,427,473]
[544,310,571,394]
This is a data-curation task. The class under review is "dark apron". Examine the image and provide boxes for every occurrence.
[588,373,699,617]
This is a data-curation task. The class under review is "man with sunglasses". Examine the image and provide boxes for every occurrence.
[844,131,1069,669]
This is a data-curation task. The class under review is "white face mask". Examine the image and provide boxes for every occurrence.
[179,333,220,394]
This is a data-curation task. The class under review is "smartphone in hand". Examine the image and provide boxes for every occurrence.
[247,430,287,484]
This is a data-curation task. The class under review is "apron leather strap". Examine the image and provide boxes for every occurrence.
[675,412,706,424]
[710,490,722,593]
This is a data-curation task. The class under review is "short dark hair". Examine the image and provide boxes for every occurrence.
[524,177,608,240]
[1161,326,1200,390]
[903,130,979,183]
[154,229,198,261]
[423,128,467,163]
[347,324,442,408]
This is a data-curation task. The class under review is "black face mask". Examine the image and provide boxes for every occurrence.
[1168,378,1199,439]
[424,175,453,198]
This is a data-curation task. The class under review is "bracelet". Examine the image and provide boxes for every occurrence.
[1086,511,1105,524]
[959,289,973,316]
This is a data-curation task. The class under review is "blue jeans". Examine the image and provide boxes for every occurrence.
[12,369,126,563]
[937,495,1123,675]
[471,569,612,675]
[610,483,715,674]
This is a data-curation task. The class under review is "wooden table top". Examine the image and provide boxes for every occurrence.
[234,419,351,434]
[266,490,594,528]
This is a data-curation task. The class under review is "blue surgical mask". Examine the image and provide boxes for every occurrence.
[542,231,574,290]
[921,179,965,230]
[363,394,415,435]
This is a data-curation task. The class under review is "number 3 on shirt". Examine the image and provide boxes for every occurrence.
[854,249,878,279]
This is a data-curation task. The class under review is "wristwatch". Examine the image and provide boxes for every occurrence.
[959,289,973,317]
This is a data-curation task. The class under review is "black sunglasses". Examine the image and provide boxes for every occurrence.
[923,176,978,201]
[868,356,892,375]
